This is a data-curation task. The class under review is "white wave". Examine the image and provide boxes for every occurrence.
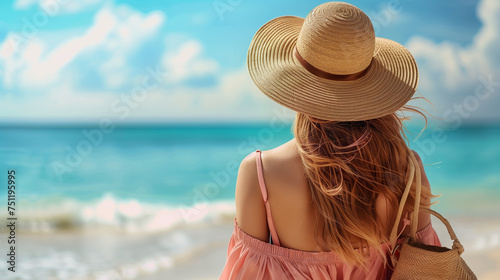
[0,193,236,233]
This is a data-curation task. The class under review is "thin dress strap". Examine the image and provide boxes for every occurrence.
[255,150,281,246]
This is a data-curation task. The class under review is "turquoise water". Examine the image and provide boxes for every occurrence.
[0,123,499,230]
[0,124,294,205]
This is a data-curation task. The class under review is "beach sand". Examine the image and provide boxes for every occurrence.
[465,250,500,280]
[141,244,228,280]
[2,217,499,279]
[0,223,234,280]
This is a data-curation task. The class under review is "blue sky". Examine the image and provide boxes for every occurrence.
[0,0,498,124]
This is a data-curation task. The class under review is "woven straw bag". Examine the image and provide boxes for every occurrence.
[389,151,477,280]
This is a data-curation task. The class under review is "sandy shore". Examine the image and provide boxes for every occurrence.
[0,223,234,280]
[465,250,500,280]
[141,244,227,280]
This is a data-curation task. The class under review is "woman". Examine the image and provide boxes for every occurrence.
[221,2,440,279]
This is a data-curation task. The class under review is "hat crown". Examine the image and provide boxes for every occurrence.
[296,2,375,75]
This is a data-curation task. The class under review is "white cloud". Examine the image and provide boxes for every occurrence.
[161,40,219,83]
[406,0,500,121]
[0,65,282,123]
[0,2,282,124]
[14,0,38,9]
[14,0,104,14]
[0,4,165,90]
[125,67,278,122]
[95,6,165,89]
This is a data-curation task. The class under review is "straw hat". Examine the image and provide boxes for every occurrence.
[247,2,418,121]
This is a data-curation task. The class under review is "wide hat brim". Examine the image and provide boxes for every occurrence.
[247,16,419,121]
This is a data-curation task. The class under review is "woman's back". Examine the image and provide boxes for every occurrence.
[221,142,440,280]
[235,139,432,253]
[241,139,320,251]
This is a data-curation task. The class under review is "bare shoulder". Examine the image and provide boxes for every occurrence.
[238,151,259,178]
[234,150,268,241]
[260,139,304,182]
[236,141,297,184]
[235,140,304,241]
[236,140,299,192]
[260,140,311,213]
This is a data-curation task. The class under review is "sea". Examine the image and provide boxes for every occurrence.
[0,122,499,279]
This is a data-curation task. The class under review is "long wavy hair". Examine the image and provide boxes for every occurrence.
[293,106,434,267]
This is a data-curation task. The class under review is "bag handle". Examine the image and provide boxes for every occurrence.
[389,150,464,266]
[389,149,418,250]
[416,207,464,254]
[409,150,422,239]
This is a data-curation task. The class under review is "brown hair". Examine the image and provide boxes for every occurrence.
[293,107,434,267]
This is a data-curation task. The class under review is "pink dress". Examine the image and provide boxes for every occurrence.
[220,150,441,280]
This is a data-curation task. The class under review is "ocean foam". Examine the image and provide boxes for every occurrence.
[0,193,236,234]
